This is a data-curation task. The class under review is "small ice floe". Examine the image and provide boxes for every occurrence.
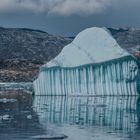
[0,115,11,121]
[31,134,68,140]
[0,98,17,103]
[80,104,107,108]
[94,104,107,108]
[27,115,32,120]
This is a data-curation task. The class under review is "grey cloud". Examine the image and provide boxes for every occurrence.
[0,0,139,16]
[0,0,113,15]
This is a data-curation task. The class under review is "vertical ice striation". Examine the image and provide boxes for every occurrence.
[33,27,140,96]
[34,57,139,95]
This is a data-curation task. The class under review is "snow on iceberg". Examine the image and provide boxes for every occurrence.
[33,27,140,96]
[46,27,129,67]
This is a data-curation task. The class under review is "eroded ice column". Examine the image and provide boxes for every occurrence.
[33,58,139,96]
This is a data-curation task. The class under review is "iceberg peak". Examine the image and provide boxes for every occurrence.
[45,27,129,68]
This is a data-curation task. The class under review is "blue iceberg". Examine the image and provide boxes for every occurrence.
[33,27,140,96]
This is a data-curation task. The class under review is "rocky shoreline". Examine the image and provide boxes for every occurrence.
[0,27,71,82]
[0,82,33,92]
[0,60,43,82]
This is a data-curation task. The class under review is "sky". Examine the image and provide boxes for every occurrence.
[0,0,140,36]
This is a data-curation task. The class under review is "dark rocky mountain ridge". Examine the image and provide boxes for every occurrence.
[0,27,140,82]
[0,27,71,82]
[0,27,71,61]
[108,28,140,60]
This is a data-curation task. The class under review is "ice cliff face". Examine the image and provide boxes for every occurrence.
[45,27,129,68]
[34,27,139,96]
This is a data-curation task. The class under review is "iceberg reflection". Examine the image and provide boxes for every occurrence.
[33,96,139,133]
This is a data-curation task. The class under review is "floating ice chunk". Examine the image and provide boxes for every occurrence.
[2,115,10,120]
[33,27,139,96]
[27,115,32,120]
[31,134,68,139]
[0,98,17,103]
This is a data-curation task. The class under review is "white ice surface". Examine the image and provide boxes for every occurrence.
[44,27,130,68]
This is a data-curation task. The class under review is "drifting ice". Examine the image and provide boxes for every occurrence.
[33,27,140,96]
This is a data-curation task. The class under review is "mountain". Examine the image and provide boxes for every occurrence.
[0,27,71,61]
[0,27,71,82]
[108,28,140,60]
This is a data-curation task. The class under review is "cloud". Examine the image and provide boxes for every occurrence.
[0,0,139,16]
[47,0,112,16]
[0,0,112,15]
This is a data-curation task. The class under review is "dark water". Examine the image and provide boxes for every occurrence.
[0,91,140,140]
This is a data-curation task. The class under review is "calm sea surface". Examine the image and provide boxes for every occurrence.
[0,91,140,140]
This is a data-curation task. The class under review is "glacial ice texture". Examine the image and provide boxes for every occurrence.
[45,27,129,68]
[33,56,139,96]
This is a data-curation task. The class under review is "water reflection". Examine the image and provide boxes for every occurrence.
[129,98,140,140]
[0,90,44,140]
[33,96,140,140]
[0,90,140,140]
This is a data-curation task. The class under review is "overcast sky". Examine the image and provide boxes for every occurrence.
[0,0,140,36]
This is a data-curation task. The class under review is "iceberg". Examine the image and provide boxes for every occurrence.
[33,27,140,96]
